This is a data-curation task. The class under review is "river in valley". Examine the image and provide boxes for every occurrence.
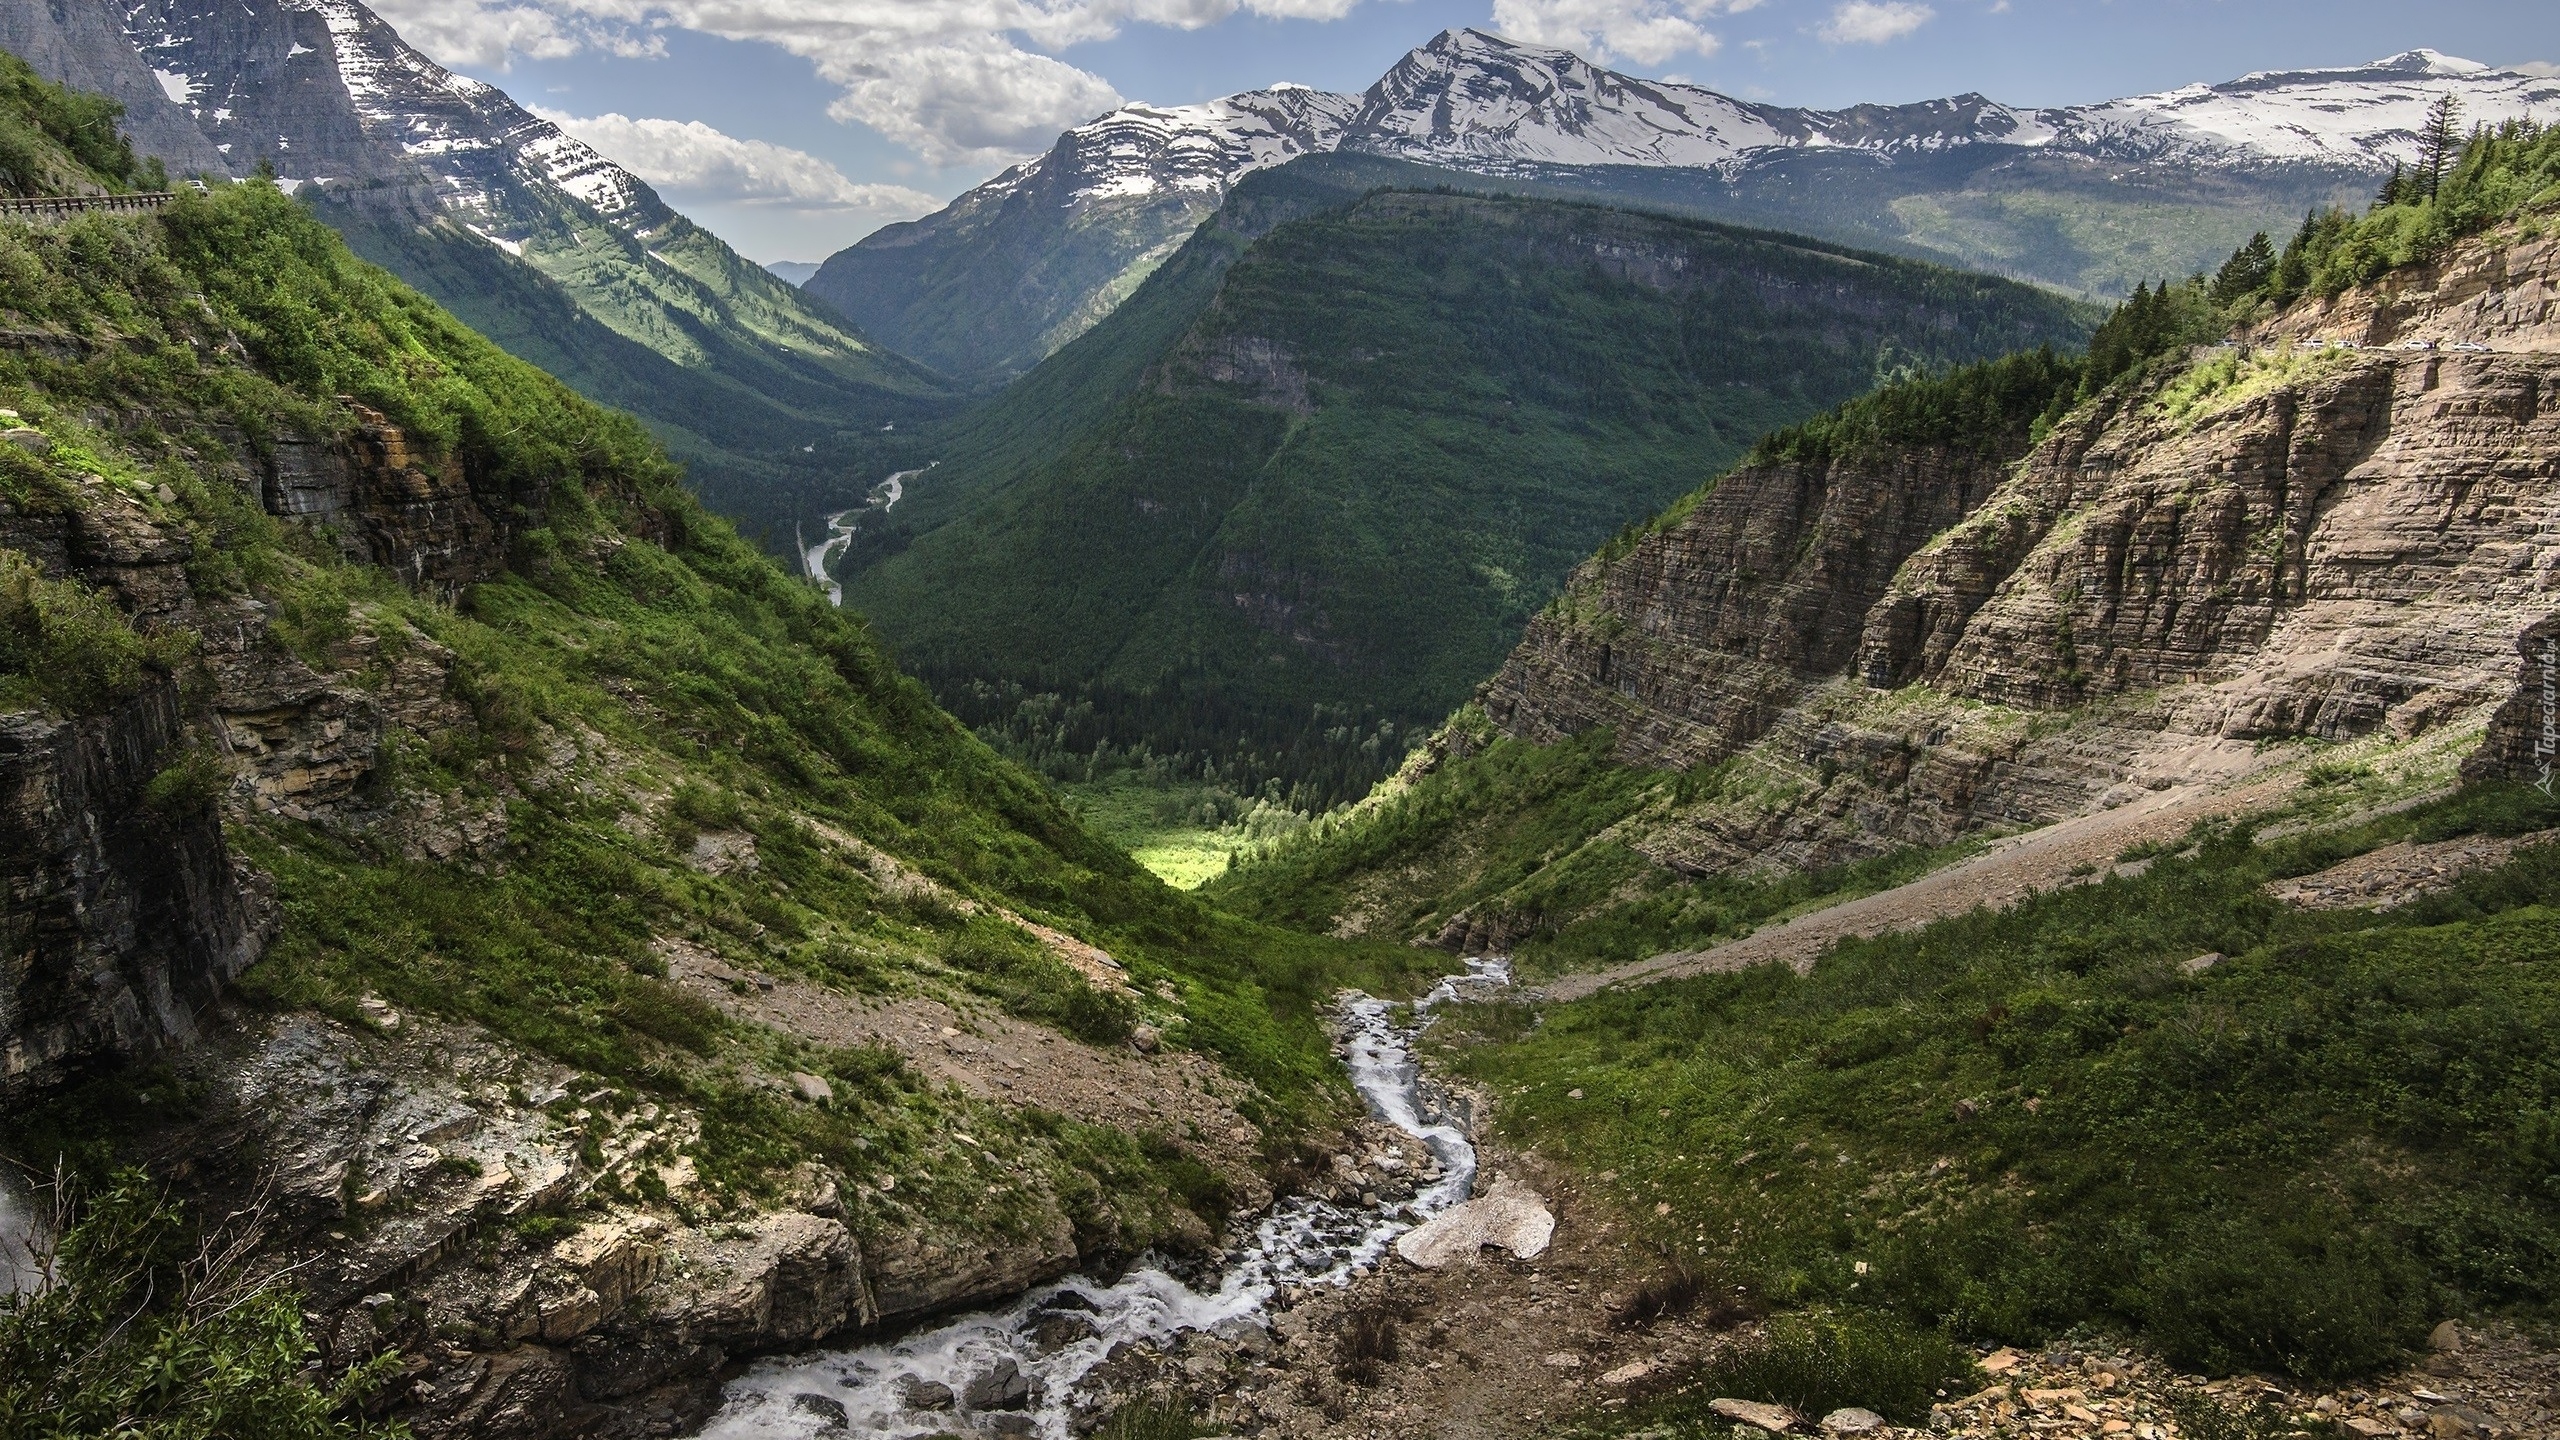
[699,958,1512,1440]
[801,466,924,607]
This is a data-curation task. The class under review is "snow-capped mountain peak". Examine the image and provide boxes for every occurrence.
[983,84,1360,208]
[2059,49,2559,169]
[1348,28,1792,168]
[125,0,665,235]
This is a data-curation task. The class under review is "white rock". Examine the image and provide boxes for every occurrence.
[1711,1398,1799,1432]
[1394,1174,1554,1268]
[1820,1407,1886,1434]
[1601,1359,1655,1384]
[789,1072,834,1105]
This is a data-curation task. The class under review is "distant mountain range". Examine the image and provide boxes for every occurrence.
[807,30,2559,382]
[2,0,956,535]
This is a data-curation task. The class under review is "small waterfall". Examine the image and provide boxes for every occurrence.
[0,1174,51,1294]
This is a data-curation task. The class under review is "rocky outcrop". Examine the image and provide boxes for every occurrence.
[1874,351,2553,740]
[2259,228,2560,353]
[0,677,270,1095]
[264,404,514,594]
[2464,613,2560,789]
[0,402,528,1091]
[1485,442,2021,768]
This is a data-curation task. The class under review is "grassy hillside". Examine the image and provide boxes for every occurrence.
[849,169,2098,815]
[0,161,1440,1238]
[1431,784,2560,1402]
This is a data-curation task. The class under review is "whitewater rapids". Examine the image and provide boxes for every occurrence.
[698,958,1511,1439]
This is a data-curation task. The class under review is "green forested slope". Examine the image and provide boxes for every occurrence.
[849,172,2098,810]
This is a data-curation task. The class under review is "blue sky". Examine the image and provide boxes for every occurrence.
[373,0,2560,262]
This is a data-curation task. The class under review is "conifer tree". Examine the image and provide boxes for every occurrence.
[2418,92,2464,199]
[2376,161,2409,207]
[2212,231,2276,304]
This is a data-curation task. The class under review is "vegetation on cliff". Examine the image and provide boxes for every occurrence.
[0,48,160,199]
[0,1171,403,1440]
[2252,117,2560,306]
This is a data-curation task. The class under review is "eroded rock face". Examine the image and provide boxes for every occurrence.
[1477,228,2560,886]
[1,402,533,1108]
[2465,613,2560,790]
[1877,351,2554,740]
[263,404,519,595]
[1485,442,2020,769]
[0,678,271,1096]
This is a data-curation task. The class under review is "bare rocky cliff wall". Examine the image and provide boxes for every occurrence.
[2464,613,2560,790]
[1477,227,2560,880]
[0,676,269,1095]
[1483,441,2023,769]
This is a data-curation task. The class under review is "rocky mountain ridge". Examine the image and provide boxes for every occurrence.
[809,32,2554,380]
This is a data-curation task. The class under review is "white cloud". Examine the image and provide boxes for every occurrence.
[2516,60,2560,78]
[816,33,1130,165]
[367,1,658,68]
[1491,0,1735,66]
[534,110,939,217]
[383,0,1390,168]
[1818,0,1934,44]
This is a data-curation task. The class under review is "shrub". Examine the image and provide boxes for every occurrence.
[0,1168,405,1439]
[1059,980,1140,1047]
[1677,1311,1975,1425]
[2136,1212,2428,1382]
[143,746,232,817]
[1091,1400,1210,1440]
[606,979,724,1056]
[1613,1251,1713,1329]
[0,551,161,715]
[1334,1300,1402,1383]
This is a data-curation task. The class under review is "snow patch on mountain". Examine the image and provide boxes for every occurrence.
[976,85,1360,210]
[2055,50,2560,168]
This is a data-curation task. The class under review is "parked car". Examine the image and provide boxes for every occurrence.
[2447,341,2491,353]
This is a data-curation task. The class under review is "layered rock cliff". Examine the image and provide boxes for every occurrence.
[1468,223,2558,891]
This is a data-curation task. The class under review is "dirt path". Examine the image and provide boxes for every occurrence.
[1540,771,2301,1002]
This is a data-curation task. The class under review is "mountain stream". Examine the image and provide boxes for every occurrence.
[700,958,1512,1439]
